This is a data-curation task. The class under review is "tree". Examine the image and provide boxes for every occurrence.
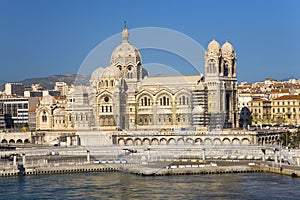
[280,128,300,148]
[280,130,291,147]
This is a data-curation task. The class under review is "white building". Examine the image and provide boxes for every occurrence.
[36,25,238,133]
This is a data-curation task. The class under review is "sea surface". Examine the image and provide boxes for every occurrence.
[0,172,299,200]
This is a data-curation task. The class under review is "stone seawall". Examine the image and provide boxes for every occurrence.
[1,163,300,178]
[121,165,264,176]
[0,164,119,177]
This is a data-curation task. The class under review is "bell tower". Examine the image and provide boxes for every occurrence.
[205,39,226,130]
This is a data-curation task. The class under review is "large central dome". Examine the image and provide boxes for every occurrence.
[110,26,142,65]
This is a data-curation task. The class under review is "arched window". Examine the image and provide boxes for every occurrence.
[182,96,185,105]
[224,63,229,76]
[111,80,114,86]
[160,96,170,106]
[42,111,47,122]
[141,96,151,106]
[208,59,216,74]
[105,80,108,87]
[127,72,132,79]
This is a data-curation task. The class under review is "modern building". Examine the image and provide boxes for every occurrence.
[0,97,28,129]
[5,82,24,96]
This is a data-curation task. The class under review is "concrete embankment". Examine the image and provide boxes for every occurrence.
[122,164,264,176]
[0,164,119,177]
[263,166,300,177]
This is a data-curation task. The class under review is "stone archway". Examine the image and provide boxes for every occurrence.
[195,138,202,145]
[186,138,194,145]
[1,139,7,144]
[143,138,150,146]
[177,138,185,145]
[222,138,231,145]
[204,138,212,145]
[16,139,23,144]
[126,138,134,145]
[151,138,159,145]
[134,138,142,146]
[241,138,251,145]
[213,138,221,145]
[160,138,167,145]
[168,138,176,145]
[9,139,15,144]
[232,138,240,146]
[118,138,125,146]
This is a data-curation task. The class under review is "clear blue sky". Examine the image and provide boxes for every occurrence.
[0,0,299,83]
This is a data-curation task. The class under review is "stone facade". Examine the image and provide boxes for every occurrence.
[35,25,238,135]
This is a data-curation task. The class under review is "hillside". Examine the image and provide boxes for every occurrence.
[0,74,90,91]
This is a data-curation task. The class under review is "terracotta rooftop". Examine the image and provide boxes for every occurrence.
[249,98,271,103]
[273,95,300,101]
[54,96,67,100]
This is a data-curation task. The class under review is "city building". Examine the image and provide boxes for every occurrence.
[271,95,300,125]
[0,97,29,129]
[238,78,300,126]
[247,98,271,124]
[54,82,69,96]
[5,82,24,96]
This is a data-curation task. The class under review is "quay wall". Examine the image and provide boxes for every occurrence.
[0,164,119,177]
[1,162,300,178]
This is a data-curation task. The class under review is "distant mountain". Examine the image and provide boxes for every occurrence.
[279,77,298,82]
[0,74,90,91]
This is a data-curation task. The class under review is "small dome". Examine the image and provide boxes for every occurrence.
[40,95,55,105]
[101,66,123,79]
[207,39,220,51]
[91,66,105,81]
[221,41,234,52]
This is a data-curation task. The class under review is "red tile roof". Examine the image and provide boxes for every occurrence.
[273,95,300,101]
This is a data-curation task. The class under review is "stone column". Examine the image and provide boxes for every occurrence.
[202,149,206,161]
[22,154,26,167]
[13,155,17,166]
[87,150,90,163]
[274,151,278,164]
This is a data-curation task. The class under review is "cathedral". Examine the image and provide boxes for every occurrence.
[35,25,238,135]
